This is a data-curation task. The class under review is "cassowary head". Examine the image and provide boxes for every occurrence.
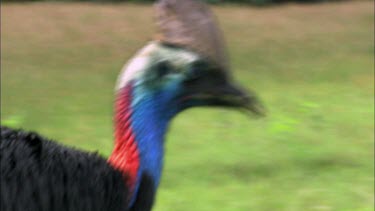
[116,0,265,119]
[116,42,265,119]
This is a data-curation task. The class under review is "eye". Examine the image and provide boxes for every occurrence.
[187,60,208,80]
[155,60,173,78]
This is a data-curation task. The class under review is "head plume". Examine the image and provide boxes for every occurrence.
[154,0,230,75]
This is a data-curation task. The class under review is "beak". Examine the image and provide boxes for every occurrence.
[213,82,266,117]
[180,75,266,117]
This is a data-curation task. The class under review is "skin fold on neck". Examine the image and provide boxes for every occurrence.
[108,83,170,210]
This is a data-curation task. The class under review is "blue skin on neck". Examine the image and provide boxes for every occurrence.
[128,78,182,205]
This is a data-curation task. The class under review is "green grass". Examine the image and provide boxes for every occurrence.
[1,2,374,210]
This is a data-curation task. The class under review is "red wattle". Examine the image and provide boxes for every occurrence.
[108,85,140,201]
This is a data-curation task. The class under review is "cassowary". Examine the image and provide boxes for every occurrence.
[0,0,265,211]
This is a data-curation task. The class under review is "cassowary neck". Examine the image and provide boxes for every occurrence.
[108,84,168,210]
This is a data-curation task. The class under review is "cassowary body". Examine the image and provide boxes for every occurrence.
[1,127,128,211]
[0,0,265,211]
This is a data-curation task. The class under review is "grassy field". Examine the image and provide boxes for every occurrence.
[1,1,374,210]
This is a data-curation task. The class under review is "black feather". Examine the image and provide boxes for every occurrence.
[0,126,129,211]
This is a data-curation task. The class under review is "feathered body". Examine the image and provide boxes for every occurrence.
[1,126,128,211]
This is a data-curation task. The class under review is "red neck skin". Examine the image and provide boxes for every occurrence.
[108,85,140,202]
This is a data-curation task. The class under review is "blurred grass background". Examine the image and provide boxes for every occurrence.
[1,1,374,210]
